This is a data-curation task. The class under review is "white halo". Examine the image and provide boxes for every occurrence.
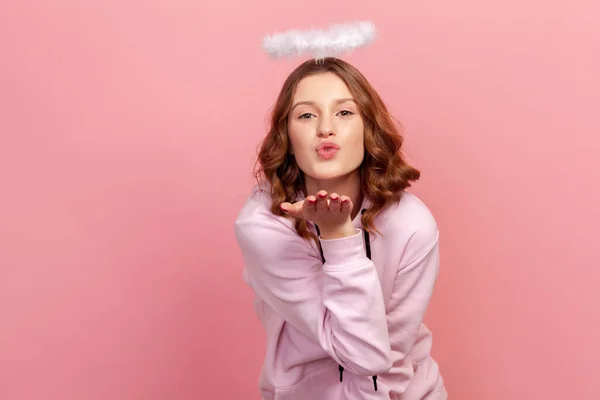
[262,20,377,60]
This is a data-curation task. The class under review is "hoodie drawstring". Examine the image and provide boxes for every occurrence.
[315,209,378,391]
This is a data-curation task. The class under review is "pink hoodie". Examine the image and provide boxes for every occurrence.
[234,183,447,400]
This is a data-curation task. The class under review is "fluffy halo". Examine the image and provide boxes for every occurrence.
[262,20,377,60]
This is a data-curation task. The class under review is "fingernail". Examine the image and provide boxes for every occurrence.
[280,205,287,212]
[318,193,326,198]
[308,198,316,204]
[331,195,339,201]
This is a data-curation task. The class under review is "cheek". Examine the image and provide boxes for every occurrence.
[291,140,312,160]
[288,127,311,155]
[347,123,364,146]
[347,125,365,160]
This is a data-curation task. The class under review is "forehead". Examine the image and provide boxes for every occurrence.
[293,72,352,102]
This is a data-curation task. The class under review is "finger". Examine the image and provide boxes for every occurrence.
[340,196,353,213]
[316,191,328,211]
[303,195,317,215]
[329,193,341,211]
[280,201,304,218]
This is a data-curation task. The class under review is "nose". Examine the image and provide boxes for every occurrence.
[317,129,334,137]
[317,118,335,137]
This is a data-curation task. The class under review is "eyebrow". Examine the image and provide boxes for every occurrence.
[291,98,356,112]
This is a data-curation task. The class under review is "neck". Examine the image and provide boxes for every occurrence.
[303,170,363,221]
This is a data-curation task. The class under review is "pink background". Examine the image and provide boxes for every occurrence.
[1,1,599,399]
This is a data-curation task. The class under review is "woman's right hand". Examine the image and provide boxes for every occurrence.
[280,190,356,239]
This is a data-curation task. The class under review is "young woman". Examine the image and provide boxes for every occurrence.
[234,58,447,399]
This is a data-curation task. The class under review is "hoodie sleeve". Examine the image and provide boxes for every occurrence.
[385,221,440,391]
[234,216,393,376]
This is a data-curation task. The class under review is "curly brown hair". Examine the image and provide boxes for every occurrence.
[253,57,420,244]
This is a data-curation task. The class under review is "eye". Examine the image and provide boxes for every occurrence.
[338,110,354,116]
[298,113,315,119]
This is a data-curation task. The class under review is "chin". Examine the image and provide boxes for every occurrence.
[306,166,359,182]
[298,157,362,182]
[311,172,345,181]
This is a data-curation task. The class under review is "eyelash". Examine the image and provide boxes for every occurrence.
[298,110,354,119]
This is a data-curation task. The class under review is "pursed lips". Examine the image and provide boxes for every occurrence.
[315,142,340,151]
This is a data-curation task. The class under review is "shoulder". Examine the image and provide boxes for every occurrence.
[235,183,291,230]
[235,183,275,221]
[384,191,438,237]
[234,184,307,259]
[382,191,440,266]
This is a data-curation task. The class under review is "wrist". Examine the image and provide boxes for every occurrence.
[319,223,356,240]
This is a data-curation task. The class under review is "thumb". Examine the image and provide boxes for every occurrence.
[280,200,304,218]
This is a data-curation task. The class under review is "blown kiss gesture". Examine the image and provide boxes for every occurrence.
[280,190,357,240]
